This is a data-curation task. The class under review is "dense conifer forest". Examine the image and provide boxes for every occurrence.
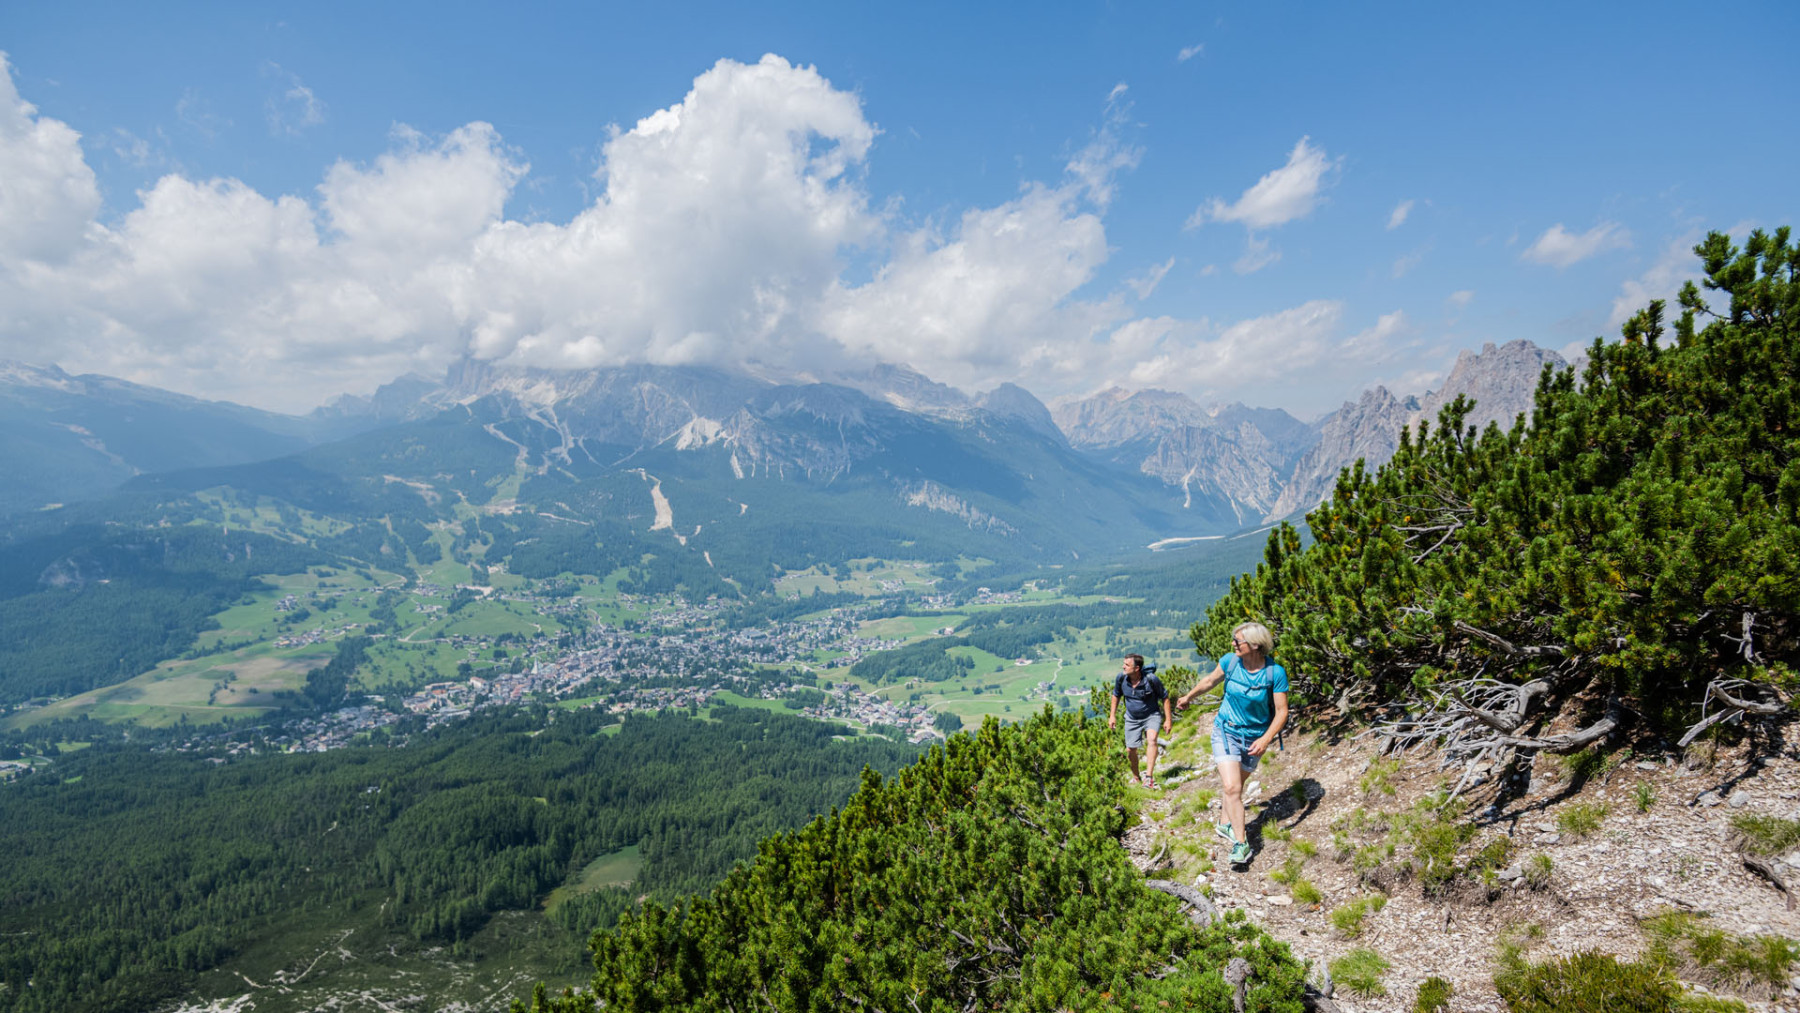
[0,706,918,1013]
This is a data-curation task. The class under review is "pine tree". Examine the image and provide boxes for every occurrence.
[1192,227,1798,742]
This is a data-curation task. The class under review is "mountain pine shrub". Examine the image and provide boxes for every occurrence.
[1192,227,1800,736]
[521,708,1308,1012]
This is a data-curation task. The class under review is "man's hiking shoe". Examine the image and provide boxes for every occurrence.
[1213,822,1235,845]
[1145,776,1158,791]
[1229,841,1253,866]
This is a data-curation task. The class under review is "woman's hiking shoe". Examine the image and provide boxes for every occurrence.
[1145,776,1159,791]
[1213,822,1235,845]
[1228,841,1253,865]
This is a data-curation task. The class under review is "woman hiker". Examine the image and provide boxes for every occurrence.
[1176,622,1288,866]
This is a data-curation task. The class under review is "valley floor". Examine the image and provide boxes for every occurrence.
[1124,715,1800,1012]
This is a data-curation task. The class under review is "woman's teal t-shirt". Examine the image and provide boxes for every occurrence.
[1215,654,1289,738]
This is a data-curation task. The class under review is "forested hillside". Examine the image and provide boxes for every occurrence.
[1196,228,1798,748]
[520,708,1309,1013]
[0,706,918,1013]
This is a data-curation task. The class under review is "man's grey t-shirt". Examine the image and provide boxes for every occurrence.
[1114,673,1166,720]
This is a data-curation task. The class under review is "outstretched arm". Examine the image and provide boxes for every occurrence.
[1177,663,1226,708]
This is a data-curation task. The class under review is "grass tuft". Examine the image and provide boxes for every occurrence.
[1328,947,1391,997]
[1328,895,1387,938]
[1556,802,1608,839]
[1524,853,1553,890]
[1643,910,1800,995]
[1360,757,1401,796]
[1728,813,1800,857]
[1495,949,1678,1013]
[1413,975,1454,1013]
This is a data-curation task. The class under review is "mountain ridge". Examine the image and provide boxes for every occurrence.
[5,341,1570,543]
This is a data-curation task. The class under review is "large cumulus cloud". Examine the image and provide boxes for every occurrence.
[0,52,1403,412]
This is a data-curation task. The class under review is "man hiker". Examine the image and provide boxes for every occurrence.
[1107,653,1170,789]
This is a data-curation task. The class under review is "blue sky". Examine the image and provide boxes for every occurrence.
[1,1,1794,414]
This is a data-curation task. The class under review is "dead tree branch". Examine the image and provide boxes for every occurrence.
[1676,678,1790,748]
[1453,621,1566,657]
[1743,855,1796,911]
[1722,610,1761,664]
[1483,696,1622,755]
[1141,879,1221,928]
[1369,675,1619,798]
[1222,957,1252,1013]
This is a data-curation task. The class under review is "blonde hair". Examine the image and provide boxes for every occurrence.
[1232,622,1274,657]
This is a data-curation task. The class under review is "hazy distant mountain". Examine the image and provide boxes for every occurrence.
[1054,340,1569,525]
[1266,340,1566,520]
[5,339,1569,545]
[1053,389,1317,525]
[259,359,1224,567]
[0,360,371,516]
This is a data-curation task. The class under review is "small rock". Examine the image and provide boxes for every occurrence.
[1636,761,1660,771]
[1728,790,1751,809]
[1268,895,1293,906]
[1540,833,1562,846]
[1696,791,1721,807]
[1495,866,1523,882]
[1193,874,1208,886]
[1783,851,1800,871]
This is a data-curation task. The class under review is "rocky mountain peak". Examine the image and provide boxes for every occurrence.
[1265,340,1566,522]
[834,363,973,416]
[977,383,1063,443]
[1052,387,1212,448]
[1432,339,1565,434]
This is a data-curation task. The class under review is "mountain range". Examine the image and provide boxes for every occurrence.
[1,340,1567,557]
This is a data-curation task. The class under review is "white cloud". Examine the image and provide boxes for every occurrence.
[8,53,1405,416]
[1391,249,1423,278]
[1387,199,1414,230]
[0,52,100,265]
[264,64,326,136]
[1177,43,1204,61]
[107,127,161,168]
[817,182,1119,388]
[1521,221,1631,267]
[1125,257,1174,300]
[1609,234,1698,326]
[175,88,230,138]
[1446,289,1474,308]
[1063,85,1140,209]
[1123,300,1343,391]
[1,54,1178,410]
[1189,136,1338,231]
[1233,235,1279,275]
[1341,309,1410,360]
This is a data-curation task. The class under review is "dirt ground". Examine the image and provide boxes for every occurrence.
[1124,715,1800,1012]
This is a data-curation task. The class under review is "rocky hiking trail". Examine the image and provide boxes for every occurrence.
[1122,716,1800,1012]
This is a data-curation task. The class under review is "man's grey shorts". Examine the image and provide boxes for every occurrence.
[1123,711,1160,749]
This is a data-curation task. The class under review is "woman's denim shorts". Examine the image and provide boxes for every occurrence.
[1211,721,1262,772]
